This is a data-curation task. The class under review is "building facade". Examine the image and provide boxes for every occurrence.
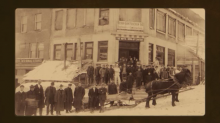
[15,9,52,84]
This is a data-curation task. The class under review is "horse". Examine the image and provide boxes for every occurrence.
[145,69,191,108]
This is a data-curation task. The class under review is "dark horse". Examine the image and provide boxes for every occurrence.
[145,69,191,108]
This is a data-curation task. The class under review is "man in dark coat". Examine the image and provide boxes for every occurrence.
[98,83,107,113]
[133,57,137,68]
[135,68,143,89]
[146,72,152,84]
[45,82,56,115]
[54,84,66,115]
[88,84,99,113]
[127,72,134,94]
[25,85,37,116]
[130,64,135,76]
[126,64,131,76]
[119,79,128,93]
[108,65,115,82]
[105,64,110,84]
[152,70,159,80]
[142,65,147,85]
[15,85,26,116]
[99,65,106,84]
[108,81,118,94]
[118,58,123,67]
[73,83,85,113]
[64,84,73,113]
[95,64,101,85]
[87,64,94,85]
[34,80,44,116]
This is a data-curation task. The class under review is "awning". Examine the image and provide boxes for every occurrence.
[23,60,81,82]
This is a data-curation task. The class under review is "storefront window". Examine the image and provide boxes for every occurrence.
[156,45,165,65]
[149,43,153,64]
[98,41,108,61]
[99,8,109,25]
[37,43,44,58]
[168,49,175,66]
[66,43,73,60]
[85,42,93,59]
[54,44,61,60]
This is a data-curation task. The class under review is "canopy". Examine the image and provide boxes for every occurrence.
[23,60,80,82]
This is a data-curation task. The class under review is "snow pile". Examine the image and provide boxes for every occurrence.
[23,60,80,81]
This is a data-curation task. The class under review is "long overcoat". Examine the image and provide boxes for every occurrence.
[73,86,85,109]
[45,86,56,105]
[108,83,118,94]
[127,75,134,89]
[54,89,66,112]
[15,91,26,116]
[88,87,99,109]
[87,66,94,78]
[108,68,115,79]
[34,84,45,108]
[64,87,73,110]
[25,90,37,116]
[98,87,107,106]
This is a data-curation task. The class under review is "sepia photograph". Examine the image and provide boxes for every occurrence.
[15,8,205,116]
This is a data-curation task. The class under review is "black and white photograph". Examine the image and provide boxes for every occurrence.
[15,8,205,116]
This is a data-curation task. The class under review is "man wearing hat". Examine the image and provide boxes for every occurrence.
[45,82,56,115]
[105,64,110,84]
[25,85,37,116]
[54,84,66,115]
[88,83,99,113]
[98,83,107,113]
[34,79,44,116]
[99,64,106,84]
[15,85,26,116]
[87,63,94,85]
[108,65,115,82]
[95,64,101,85]
[73,83,85,113]
[64,84,73,113]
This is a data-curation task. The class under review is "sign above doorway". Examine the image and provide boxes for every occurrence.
[116,37,144,41]
[117,21,144,31]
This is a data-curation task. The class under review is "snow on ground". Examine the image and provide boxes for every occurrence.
[37,85,205,116]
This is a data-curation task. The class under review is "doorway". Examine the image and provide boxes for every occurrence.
[119,41,140,60]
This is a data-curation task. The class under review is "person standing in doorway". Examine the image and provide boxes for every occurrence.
[45,82,56,115]
[15,85,26,116]
[34,80,44,116]
[73,83,85,113]
[114,64,121,86]
[95,64,101,85]
[64,84,73,113]
[54,84,66,116]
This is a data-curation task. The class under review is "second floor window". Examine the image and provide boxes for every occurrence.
[98,41,108,61]
[178,22,185,40]
[67,9,76,29]
[156,11,166,33]
[66,43,73,60]
[168,16,176,37]
[54,44,61,60]
[21,16,27,33]
[99,8,109,25]
[55,10,63,30]
[35,13,42,30]
[149,8,155,29]
[85,42,93,59]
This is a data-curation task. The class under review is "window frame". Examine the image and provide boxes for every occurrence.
[85,42,94,60]
[156,45,165,65]
[149,8,155,29]
[98,41,108,61]
[168,49,175,66]
[54,44,62,60]
[21,16,27,33]
[37,42,44,59]
[178,21,185,40]
[65,43,73,60]
[55,10,63,31]
[35,13,42,31]
[148,43,154,64]
[99,8,109,26]
[168,16,176,37]
[29,43,37,58]
[66,9,77,29]
[156,10,166,33]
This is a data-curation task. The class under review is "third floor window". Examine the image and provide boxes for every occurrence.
[35,13,42,31]
[21,16,27,33]
[55,10,63,30]
[156,11,166,33]
[99,8,109,25]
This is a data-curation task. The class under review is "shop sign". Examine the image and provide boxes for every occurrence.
[116,37,144,41]
[16,58,43,64]
[117,21,144,31]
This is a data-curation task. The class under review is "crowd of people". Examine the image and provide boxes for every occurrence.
[15,57,185,116]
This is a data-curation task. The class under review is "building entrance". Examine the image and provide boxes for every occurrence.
[119,41,140,60]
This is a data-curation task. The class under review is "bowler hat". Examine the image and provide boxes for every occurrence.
[30,85,34,88]
[51,82,54,85]
[68,84,72,86]
[60,84,63,87]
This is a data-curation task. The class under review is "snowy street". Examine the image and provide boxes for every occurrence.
[37,84,205,116]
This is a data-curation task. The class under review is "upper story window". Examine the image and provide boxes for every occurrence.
[76,9,86,27]
[99,8,109,25]
[156,11,166,33]
[178,22,185,40]
[98,41,108,61]
[149,8,155,29]
[119,9,141,22]
[67,9,76,29]
[35,13,42,31]
[55,10,63,30]
[37,43,44,58]
[21,16,27,33]
[168,16,176,37]
[186,26,192,36]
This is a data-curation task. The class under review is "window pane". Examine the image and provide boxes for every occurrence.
[76,9,85,27]
[86,49,93,59]
[66,44,73,49]
[168,17,176,36]
[157,11,166,32]
[36,14,41,22]
[67,9,76,28]
[31,43,37,50]
[31,51,36,58]
[22,24,27,32]
[186,26,192,36]
[55,51,61,60]
[99,8,109,25]
[156,45,165,65]
[178,22,185,39]
[149,8,155,29]
[55,10,63,30]
[98,41,108,61]
[86,42,93,47]
[99,41,108,46]
[168,49,175,66]
[36,22,41,30]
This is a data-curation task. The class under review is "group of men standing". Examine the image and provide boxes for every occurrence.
[15,80,86,116]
